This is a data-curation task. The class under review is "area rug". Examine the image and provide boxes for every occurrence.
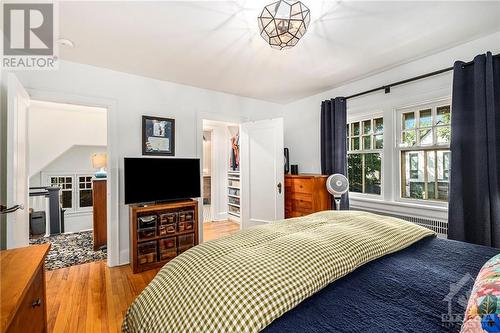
[30,231,107,270]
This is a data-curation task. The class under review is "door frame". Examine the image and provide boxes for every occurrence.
[201,128,214,223]
[1,76,6,249]
[196,111,242,242]
[5,74,30,249]
[26,89,120,267]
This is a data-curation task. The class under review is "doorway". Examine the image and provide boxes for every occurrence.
[201,120,241,241]
[27,100,109,270]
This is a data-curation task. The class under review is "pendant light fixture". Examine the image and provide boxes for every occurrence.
[257,0,311,50]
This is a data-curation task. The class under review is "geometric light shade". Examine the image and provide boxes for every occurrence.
[257,0,311,50]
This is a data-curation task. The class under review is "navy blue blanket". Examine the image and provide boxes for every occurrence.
[263,237,499,333]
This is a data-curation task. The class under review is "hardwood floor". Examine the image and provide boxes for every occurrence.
[45,219,241,332]
[45,261,159,333]
[203,220,240,241]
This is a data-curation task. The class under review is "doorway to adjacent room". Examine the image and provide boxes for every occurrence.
[201,119,241,241]
[27,100,108,270]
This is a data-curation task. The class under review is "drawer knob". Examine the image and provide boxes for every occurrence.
[32,297,42,308]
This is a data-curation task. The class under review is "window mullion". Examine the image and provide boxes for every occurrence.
[415,110,420,146]
[73,175,77,212]
[434,150,438,200]
[432,106,437,145]
[423,151,428,200]
[400,151,405,198]
[362,154,366,193]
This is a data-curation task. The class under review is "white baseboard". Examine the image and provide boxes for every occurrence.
[213,211,228,221]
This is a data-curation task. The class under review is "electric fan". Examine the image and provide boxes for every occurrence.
[326,174,349,210]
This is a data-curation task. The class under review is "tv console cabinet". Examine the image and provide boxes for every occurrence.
[130,200,199,273]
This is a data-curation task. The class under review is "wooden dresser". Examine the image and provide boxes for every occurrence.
[0,244,50,333]
[92,178,107,251]
[285,174,331,218]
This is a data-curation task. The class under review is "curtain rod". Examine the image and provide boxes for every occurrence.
[345,53,500,100]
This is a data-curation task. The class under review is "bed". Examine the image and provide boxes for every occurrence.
[263,236,498,333]
[122,211,498,333]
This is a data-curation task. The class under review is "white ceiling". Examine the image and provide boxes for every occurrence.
[59,1,500,104]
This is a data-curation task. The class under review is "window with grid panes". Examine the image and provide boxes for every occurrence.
[48,174,94,212]
[399,104,451,201]
[50,176,73,209]
[347,117,383,195]
[78,176,93,208]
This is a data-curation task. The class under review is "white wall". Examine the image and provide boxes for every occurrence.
[30,145,107,187]
[284,31,500,221]
[28,101,107,177]
[13,60,283,265]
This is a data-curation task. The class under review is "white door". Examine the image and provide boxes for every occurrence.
[240,118,284,228]
[3,74,30,248]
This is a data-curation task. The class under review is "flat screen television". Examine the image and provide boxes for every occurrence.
[124,157,201,204]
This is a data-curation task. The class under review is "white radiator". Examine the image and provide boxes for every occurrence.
[353,208,448,236]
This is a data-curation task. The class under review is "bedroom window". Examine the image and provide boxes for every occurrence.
[347,117,383,195]
[50,176,73,209]
[48,174,94,212]
[78,176,93,209]
[398,104,451,201]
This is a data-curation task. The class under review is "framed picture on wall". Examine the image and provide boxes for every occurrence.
[142,115,175,156]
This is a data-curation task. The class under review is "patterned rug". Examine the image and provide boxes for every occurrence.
[30,231,107,270]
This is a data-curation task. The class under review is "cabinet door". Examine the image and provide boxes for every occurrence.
[92,180,107,250]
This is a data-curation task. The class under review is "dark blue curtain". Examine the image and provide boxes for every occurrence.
[321,97,349,210]
[448,52,500,247]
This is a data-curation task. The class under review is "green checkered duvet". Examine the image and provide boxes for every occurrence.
[122,211,435,333]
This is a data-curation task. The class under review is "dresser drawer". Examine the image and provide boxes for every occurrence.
[290,198,313,211]
[8,266,45,333]
[289,211,311,218]
[286,192,312,202]
[288,192,313,214]
[288,178,314,194]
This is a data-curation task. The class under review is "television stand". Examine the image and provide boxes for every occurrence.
[130,199,199,273]
[136,198,195,208]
